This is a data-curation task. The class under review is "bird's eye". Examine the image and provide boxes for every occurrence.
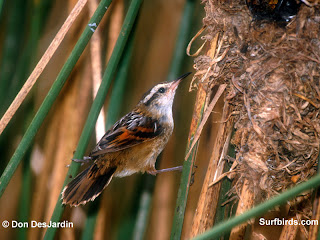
[158,87,166,93]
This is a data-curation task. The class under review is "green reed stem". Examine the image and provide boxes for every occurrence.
[0,0,112,198]
[44,0,143,239]
[81,18,137,240]
[193,174,320,240]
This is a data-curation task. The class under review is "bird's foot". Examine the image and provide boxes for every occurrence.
[71,156,92,165]
[147,170,157,176]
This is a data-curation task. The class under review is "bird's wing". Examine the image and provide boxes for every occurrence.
[90,111,163,157]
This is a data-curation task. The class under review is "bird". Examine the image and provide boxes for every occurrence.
[62,72,191,206]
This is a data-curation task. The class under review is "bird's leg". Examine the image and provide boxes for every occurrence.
[147,166,183,175]
[72,156,92,165]
[156,166,183,174]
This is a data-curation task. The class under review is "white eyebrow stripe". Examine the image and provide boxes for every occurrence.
[142,83,168,104]
[143,88,158,104]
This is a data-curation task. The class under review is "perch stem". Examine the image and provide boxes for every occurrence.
[43,0,142,239]
[81,14,136,239]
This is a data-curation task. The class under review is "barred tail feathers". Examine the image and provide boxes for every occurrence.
[62,164,116,207]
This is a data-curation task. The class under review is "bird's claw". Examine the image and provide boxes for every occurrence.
[72,156,92,165]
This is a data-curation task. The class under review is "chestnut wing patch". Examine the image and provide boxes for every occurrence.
[90,111,162,157]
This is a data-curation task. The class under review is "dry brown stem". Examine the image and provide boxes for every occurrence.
[0,0,88,135]
[229,180,254,240]
[279,216,299,240]
[188,27,236,237]
[309,193,320,239]
[89,0,105,142]
[28,122,59,240]
[92,0,123,238]
[189,99,234,237]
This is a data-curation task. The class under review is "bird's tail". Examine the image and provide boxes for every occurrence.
[62,164,116,207]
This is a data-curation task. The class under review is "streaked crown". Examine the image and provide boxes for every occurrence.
[140,72,191,107]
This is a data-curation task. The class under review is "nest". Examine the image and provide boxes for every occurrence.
[195,0,320,205]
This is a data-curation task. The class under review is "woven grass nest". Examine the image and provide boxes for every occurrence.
[194,0,320,209]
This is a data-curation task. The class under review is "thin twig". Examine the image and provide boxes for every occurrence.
[185,84,227,160]
[209,162,237,187]
[186,25,207,57]
[0,0,88,135]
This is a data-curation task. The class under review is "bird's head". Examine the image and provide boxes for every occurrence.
[138,72,191,118]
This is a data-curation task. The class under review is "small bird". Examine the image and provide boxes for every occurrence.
[62,72,191,206]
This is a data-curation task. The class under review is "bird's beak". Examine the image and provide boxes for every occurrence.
[169,72,192,91]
